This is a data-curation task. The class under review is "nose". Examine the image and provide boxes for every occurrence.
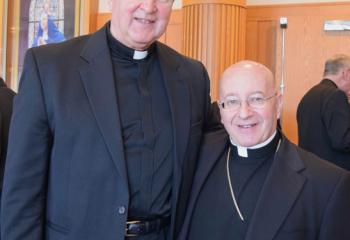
[238,101,253,119]
[141,0,157,13]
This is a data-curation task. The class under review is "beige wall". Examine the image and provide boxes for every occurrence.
[246,2,350,143]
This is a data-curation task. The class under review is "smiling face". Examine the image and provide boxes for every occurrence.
[219,61,282,147]
[110,0,173,50]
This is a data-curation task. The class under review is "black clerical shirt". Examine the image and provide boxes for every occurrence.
[188,132,281,240]
[107,28,173,222]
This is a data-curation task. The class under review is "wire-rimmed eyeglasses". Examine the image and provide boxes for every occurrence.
[218,92,278,111]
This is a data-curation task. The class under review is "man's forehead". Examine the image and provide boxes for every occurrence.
[220,73,274,98]
[222,71,270,88]
[223,64,273,83]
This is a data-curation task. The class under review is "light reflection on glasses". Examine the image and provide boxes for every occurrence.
[218,92,277,111]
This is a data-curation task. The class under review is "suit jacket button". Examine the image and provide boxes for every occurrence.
[118,206,126,215]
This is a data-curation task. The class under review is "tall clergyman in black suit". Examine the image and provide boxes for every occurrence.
[179,61,350,240]
[1,0,214,239]
[297,54,350,171]
[0,77,15,198]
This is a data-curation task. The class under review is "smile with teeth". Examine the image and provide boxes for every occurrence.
[135,17,155,24]
[237,123,257,128]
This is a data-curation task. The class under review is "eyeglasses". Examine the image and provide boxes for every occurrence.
[218,92,277,111]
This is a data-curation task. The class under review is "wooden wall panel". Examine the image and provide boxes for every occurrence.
[258,20,276,73]
[246,20,276,73]
[5,1,20,89]
[96,12,111,29]
[159,10,183,53]
[183,0,246,100]
[246,2,350,143]
[82,0,99,34]
[246,21,258,60]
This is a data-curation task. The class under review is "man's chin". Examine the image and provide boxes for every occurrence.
[231,137,259,148]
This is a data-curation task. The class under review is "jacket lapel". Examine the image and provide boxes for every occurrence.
[78,24,128,189]
[180,132,229,238]
[156,43,190,170]
[157,47,189,176]
[156,43,191,235]
[245,137,306,240]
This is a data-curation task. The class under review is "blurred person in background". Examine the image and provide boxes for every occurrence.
[297,54,350,171]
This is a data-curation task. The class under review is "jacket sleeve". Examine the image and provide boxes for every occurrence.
[322,91,350,152]
[0,81,16,187]
[202,65,223,132]
[1,48,52,240]
[318,172,350,240]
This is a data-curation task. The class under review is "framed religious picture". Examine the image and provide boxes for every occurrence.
[4,0,82,90]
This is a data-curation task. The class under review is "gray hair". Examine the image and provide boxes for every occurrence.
[323,54,350,76]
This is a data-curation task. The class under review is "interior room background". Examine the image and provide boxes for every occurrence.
[1,0,350,143]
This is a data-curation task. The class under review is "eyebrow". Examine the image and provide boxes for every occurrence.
[223,91,265,98]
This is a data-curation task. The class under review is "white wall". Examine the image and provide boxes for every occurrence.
[98,0,350,12]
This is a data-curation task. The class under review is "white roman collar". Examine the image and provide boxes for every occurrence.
[133,50,148,60]
[230,131,277,157]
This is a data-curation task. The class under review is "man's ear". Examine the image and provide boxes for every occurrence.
[276,92,283,119]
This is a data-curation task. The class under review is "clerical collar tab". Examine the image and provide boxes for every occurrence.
[133,50,148,60]
[229,131,277,158]
[237,146,248,157]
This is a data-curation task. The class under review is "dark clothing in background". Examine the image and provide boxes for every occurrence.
[297,79,350,171]
[179,129,350,240]
[0,78,15,189]
[1,22,213,240]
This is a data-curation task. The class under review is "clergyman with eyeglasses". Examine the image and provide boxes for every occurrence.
[1,0,217,239]
[178,60,350,240]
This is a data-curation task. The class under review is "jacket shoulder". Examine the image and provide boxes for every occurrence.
[29,34,90,60]
[196,129,229,166]
[0,79,16,99]
[202,128,229,147]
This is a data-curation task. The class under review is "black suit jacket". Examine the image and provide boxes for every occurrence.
[0,78,15,190]
[179,130,350,240]
[297,79,350,170]
[1,23,211,240]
